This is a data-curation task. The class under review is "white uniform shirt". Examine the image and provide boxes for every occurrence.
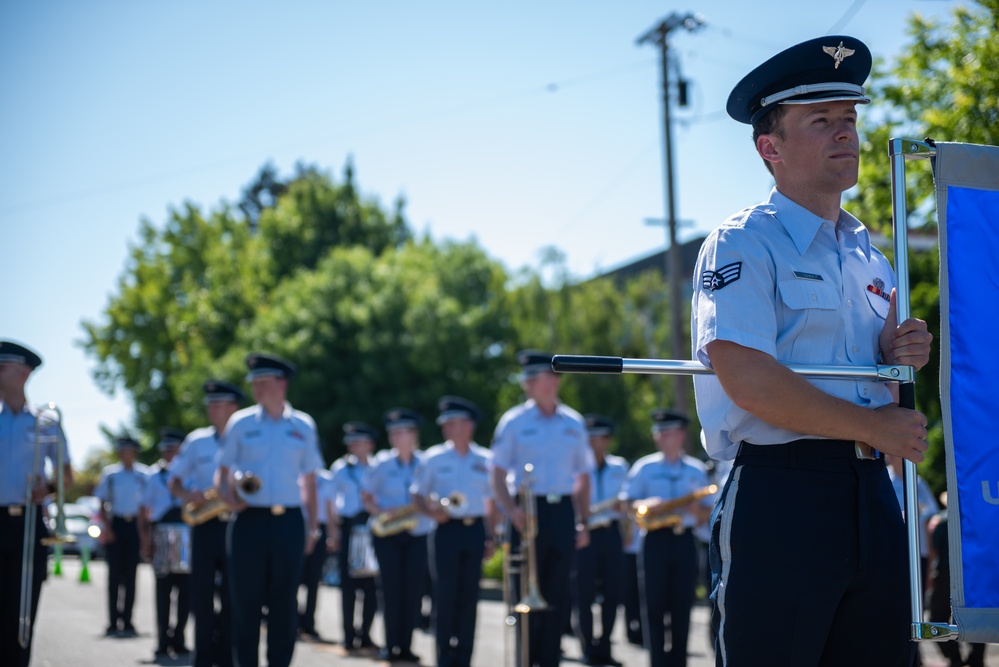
[217,403,323,507]
[491,400,594,496]
[95,463,150,517]
[623,453,712,531]
[0,401,70,505]
[142,461,182,522]
[329,456,369,519]
[588,454,629,526]
[362,449,433,536]
[168,425,222,492]
[411,441,493,519]
[692,188,895,460]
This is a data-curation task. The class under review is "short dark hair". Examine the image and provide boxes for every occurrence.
[751,105,788,176]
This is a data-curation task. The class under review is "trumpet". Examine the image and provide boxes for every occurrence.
[181,488,233,526]
[20,403,72,648]
[587,496,623,530]
[633,484,718,532]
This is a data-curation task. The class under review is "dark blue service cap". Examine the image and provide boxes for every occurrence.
[727,35,872,126]
[516,349,554,380]
[245,352,296,381]
[158,427,185,450]
[115,435,142,451]
[584,414,615,437]
[436,396,481,424]
[651,408,689,432]
[343,421,378,444]
[203,379,245,404]
[383,407,422,432]
[0,340,42,370]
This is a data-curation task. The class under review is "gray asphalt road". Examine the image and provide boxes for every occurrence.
[30,556,991,666]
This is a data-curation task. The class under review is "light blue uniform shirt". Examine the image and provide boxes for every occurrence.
[623,453,712,531]
[411,441,493,519]
[491,400,594,496]
[0,401,70,505]
[362,449,433,536]
[329,456,370,519]
[168,425,221,492]
[692,188,896,460]
[886,467,939,558]
[95,463,150,517]
[588,454,629,526]
[306,468,333,525]
[217,403,323,507]
[142,462,182,522]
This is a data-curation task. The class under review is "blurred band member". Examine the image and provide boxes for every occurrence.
[362,408,433,664]
[327,422,379,652]
[216,353,323,667]
[0,341,73,667]
[95,434,149,638]
[413,396,495,667]
[490,350,595,667]
[139,427,190,659]
[169,379,243,667]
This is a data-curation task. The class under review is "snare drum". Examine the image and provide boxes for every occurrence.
[152,523,192,576]
[347,524,379,578]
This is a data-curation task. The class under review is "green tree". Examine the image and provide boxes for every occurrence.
[848,0,999,494]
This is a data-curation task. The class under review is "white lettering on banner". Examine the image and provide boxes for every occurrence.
[983,481,999,506]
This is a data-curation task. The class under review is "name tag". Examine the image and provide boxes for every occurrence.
[792,271,824,282]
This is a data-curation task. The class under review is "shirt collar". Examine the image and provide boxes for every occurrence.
[768,188,872,261]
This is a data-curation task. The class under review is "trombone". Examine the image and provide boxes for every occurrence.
[501,463,547,667]
[19,403,73,649]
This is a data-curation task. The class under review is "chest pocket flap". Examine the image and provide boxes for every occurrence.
[778,279,840,311]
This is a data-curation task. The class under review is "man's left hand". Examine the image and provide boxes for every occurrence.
[880,289,933,371]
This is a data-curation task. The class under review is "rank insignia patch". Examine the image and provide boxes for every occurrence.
[702,262,743,291]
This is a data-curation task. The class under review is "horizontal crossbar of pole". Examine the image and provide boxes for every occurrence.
[551,354,914,383]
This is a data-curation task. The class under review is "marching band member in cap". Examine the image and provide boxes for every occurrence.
[139,427,190,659]
[327,421,379,653]
[692,35,932,665]
[298,459,332,641]
[361,407,433,664]
[623,410,712,667]
[95,434,149,637]
[169,379,243,667]
[0,340,73,667]
[572,415,628,667]
[215,353,323,667]
[490,350,595,667]
[412,396,495,667]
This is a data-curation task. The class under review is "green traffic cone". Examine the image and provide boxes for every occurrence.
[53,543,63,576]
[79,543,91,583]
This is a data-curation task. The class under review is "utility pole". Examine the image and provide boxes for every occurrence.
[637,12,705,417]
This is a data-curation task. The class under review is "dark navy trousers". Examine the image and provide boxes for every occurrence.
[106,516,140,630]
[709,441,914,667]
[227,508,304,667]
[373,531,428,657]
[0,510,47,667]
[190,517,231,667]
[640,527,698,667]
[429,518,486,667]
[572,523,623,661]
[337,515,377,647]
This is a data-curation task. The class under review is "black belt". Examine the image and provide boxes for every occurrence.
[113,514,137,522]
[242,505,298,516]
[739,439,881,461]
[517,494,571,505]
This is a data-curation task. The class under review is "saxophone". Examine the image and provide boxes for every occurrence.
[633,484,718,532]
[586,496,622,530]
[370,492,467,537]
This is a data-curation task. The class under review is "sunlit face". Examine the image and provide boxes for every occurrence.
[251,376,287,405]
[0,362,29,395]
[162,446,180,463]
[388,425,419,454]
[653,425,686,460]
[441,417,475,444]
[207,400,239,431]
[761,100,861,200]
[346,437,375,459]
[521,371,560,402]
[118,447,138,465]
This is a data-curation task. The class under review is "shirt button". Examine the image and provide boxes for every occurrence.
[852,345,859,352]
[847,299,853,307]
[811,293,818,302]
[863,388,869,395]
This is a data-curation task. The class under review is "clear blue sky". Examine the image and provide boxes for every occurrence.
[0,0,955,465]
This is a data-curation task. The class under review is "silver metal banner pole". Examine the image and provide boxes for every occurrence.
[888,138,955,642]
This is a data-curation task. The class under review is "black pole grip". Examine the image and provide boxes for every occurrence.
[550,355,624,374]
[898,382,916,411]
